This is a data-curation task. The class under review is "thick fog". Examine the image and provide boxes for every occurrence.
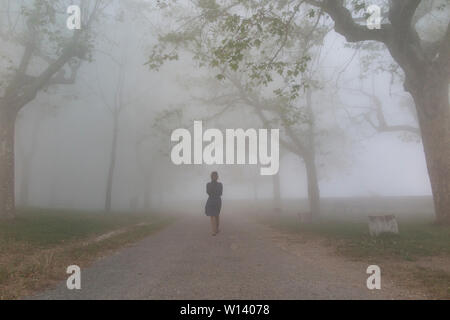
[3,0,447,215]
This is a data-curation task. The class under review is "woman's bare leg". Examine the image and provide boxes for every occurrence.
[216,215,220,233]
[210,217,217,235]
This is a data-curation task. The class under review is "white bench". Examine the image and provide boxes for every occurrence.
[368,215,399,236]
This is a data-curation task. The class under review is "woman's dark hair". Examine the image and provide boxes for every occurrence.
[211,171,219,181]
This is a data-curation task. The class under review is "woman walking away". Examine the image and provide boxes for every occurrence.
[205,171,223,236]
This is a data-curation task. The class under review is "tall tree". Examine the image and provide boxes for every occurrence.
[0,0,109,218]
[147,0,332,219]
[16,105,50,206]
[244,0,450,224]
[310,1,449,223]
[150,0,450,224]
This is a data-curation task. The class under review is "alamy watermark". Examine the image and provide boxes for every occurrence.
[366,5,382,30]
[366,265,381,290]
[65,4,382,32]
[171,121,279,176]
[67,5,81,30]
[66,265,81,290]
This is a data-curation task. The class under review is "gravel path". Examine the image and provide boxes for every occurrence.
[32,214,416,300]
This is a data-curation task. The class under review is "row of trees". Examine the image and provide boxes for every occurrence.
[147,0,449,224]
[0,0,448,225]
[0,0,114,218]
[1,0,169,215]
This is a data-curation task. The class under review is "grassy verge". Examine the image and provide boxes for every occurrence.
[259,215,450,299]
[261,215,450,260]
[0,208,176,300]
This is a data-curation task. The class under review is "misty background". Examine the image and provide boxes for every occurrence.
[4,0,443,216]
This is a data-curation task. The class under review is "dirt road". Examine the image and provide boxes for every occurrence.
[32,214,418,300]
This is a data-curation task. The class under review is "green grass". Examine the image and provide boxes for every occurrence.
[0,208,163,247]
[260,214,450,298]
[261,215,450,261]
[0,208,176,299]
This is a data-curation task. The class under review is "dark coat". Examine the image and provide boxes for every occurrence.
[205,181,223,216]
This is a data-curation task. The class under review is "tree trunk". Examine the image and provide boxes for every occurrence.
[18,112,42,207]
[158,186,163,209]
[18,156,31,207]
[105,113,119,213]
[143,177,151,211]
[303,88,320,221]
[0,107,17,219]
[304,152,321,222]
[273,173,281,212]
[412,80,450,225]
